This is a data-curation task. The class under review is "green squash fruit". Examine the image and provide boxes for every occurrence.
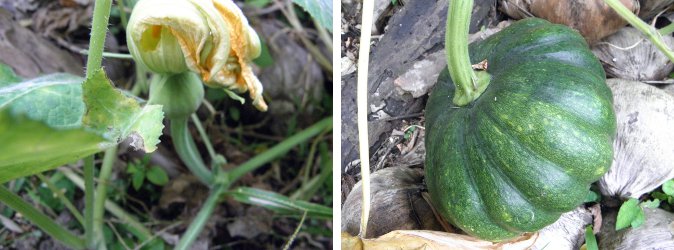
[424,18,616,241]
[148,72,204,119]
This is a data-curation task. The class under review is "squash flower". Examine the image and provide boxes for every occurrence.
[127,0,267,111]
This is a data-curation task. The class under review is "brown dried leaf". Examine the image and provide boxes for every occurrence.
[500,0,639,44]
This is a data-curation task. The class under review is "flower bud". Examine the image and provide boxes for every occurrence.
[127,0,268,111]
[148,72,205,119]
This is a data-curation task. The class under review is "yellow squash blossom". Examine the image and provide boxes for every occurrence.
[127,0,267,111]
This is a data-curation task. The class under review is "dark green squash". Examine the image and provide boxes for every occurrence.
[424,18,616,241]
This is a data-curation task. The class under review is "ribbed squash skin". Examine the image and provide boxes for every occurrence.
[424,18,616,241]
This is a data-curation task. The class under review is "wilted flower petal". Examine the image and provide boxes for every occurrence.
[127,0,267,111]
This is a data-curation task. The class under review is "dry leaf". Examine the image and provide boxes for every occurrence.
[499,0,638,44]
[342,231,537,250]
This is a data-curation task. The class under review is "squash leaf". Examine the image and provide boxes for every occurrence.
[0,111,106,184]
[82,69,164,152]
[292,0,332,32]
[0,69,164,183]
[0,73,84,128]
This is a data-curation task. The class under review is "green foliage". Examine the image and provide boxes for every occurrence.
[584,190,601,203]
[616,198,640,230]
[292,0,332,32]
[0,69,164,184]
[0,73,85,128]
[126,156,169,190]
[83,69,164,152]
[584,225,598,250]
[616,198,660,230]
[0,111,106,184]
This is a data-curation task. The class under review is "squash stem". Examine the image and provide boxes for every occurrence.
[170,118,214,186]
[445,0,490,106]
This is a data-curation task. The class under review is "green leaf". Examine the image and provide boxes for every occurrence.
[663,180,674,196]
[0,70,165,183]
[584,190,600,203]
[82,69,164,152]
[616,198,640,230]
[0,111,106,184]
[292,0,332,32]
[0,64,20,86]
[0,73,85,128]
[146,166,168,186]
[641,199,661,209]
[652,191,669,201]
[227,187,332,219]
[631,208,646,228]
[584,225,598,250]
[132,170,145,191]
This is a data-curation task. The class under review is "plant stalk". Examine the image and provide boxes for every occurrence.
[93,147,118,248]
[357,0,374,238]
[86,0,113,78]
[83,0,113,246]
[170,118,214,186]
[84,156,96,248]
[604,0,674,63]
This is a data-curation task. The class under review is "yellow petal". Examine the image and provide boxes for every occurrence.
[211,0,266,111]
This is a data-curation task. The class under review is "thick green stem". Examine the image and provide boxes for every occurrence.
[174,183,227,250]
[86,0,113,78]
[604,0,674,63]
[93,147,118,248]
[170,118,214,186]
[83,0,113,246]
[228,117,333,183]
[0,186,85,249]
[445,0,490,106]
[84,156,95,248]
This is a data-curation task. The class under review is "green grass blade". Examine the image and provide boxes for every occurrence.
[0,185,85,249]
[227,187,332,219]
